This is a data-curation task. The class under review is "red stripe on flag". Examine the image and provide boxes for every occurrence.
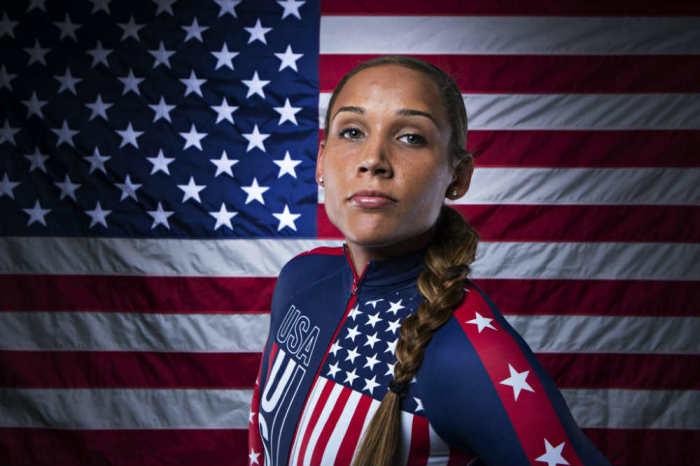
[334,394,373,466]
[0,427,247,466]
[321,55,700,93]
[0,275,275,313]
[456,284,584,465]
[321,0,700,15]
[319,204,700,243]
[583,428,698,466]
[0,351,260,389]
[472,278,699,317]
[407,415,430,466]
[447,446,476,465]
[310,384,352,464]
[318,130,700,167]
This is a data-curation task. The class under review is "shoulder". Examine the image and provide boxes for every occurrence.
[273,246,347,302]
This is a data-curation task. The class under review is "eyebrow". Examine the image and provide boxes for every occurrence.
[332,106,438,127]
[332,105,364,120]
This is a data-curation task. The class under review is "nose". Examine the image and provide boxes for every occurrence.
[357,134,392,178]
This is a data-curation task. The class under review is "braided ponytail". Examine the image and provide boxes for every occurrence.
[352,205,480,466]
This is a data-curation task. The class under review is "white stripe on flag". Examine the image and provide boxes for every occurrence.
[289,377,327,466]
[319,93,700,130]
[428,423,451,465]
[2,238,697,281]
[320,16,700,55]
[398,410,413,466]
[321,167,700,205]
[0,387,252,429]
[562,388,700,429]
[321,388,362,465]
[2,313,697,355]
[351,398,381,465]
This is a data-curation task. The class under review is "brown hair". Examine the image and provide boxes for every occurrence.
[323,56,480,465]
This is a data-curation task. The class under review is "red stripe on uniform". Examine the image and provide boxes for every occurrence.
[310,384,352,464]
[455,284,584,465]
[321,55,700,93]
[472,278,699,317]
[264,343,279,385]
[0,427,247,466]
[406,415,429,466]
[0,275,275,313]
[294,379,335,465]
[0,350,260,389]
[447,446,476,465]
[334,394,373,466]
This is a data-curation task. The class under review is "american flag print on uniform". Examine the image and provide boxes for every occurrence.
[1,0,700,465]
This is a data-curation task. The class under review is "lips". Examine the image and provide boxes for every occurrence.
[348,190,397,208]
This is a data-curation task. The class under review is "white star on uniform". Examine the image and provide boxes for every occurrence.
[25,147,49,172]
[85,201,111,228]
[55,68,82,95]
[500,364,535,401]
[363,375,380,395]
[210,150,238,177]
[364,353,379,370]
[148,202,174,229]
[51,120,79,147]
[86,41,112,67]
[241,177,269,205]
[273,204,301,231]
[365,312,382,328]
[385,338,397,354]
[345,325,360,343]
[177,176,205,203]
[147,149,174,175]
[211,43,238,70]
[0,119,20,145]
[248,448,260,465]
[273,151,301,178]
[211,97,238,124]
[364,332,380,349]
[0,12,18,38]
[24,40,50,66]
[54,174,80,201]
[148,41,175,68]
[242,124,270,152]
[22,92,48,119]
[179,123,207,150]
[118,69,143,95]
[153,0,176,15]
[180,70,206,97]
[148,96,175,123]
[244,18,272,44]
[347,304,362,321]
[274,45,303,72]
[214,0,241,17]
[242,71,269,99]
[182,17,208,42]
[345,347,360,364]
[329,341,342,356]
[89,0,111,14]
[535,439,570,466]
[386,299,405,314]
[84,147,110,174]
[0,65,17,90]
[116,122,143,149]
[277,0,305,19]
[327,362,340,378]
[466,311,497,333]
[385,361,395,377]
[273,98,301,125]
[23,200,50,226]
[365,298,383,309]
[115,174,142,201]
[0,173,20,199]
[414,397,424,412]
[249,411,256,423]
[210,202,237,231]
[26,0,47,12]
[385,318,401,334]
[85,94,113,121]
[117,16,144,41]
[344,368,359,385]
[54,14,81,41]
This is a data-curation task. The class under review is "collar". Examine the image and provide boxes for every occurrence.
[343,244,427,291]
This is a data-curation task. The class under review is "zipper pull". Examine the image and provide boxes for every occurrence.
[351,280,359,296]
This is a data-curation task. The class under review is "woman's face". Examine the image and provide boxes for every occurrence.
[317,64,464,249]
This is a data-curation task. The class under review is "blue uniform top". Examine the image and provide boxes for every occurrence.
[248,246,610,466]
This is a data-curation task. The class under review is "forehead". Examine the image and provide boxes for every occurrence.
[332,65,445,118]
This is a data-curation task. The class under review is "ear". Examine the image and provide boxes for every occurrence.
[446,157,474,200]
[315,140,326,185]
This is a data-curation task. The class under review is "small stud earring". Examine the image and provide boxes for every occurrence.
[319,177,324,185]
[452,189,459,197]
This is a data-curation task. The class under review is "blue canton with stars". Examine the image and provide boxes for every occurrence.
[0,0,319,237]
[322,290,425,415]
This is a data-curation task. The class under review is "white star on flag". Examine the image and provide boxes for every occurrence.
[54,13,81,41]
[275,44,303,71]
[363,375,379,395]
[535,439,570,466]
[466,311,496,333]
[346,325,360,343]
[329,341,342,356]
[182,17,208,42]
[273,151,301,178]
[500,363,535,401]
[347,305,362,320]
[177,176,205,203]
[385,318,401,334]
[55,174,81,201]
[179,123,207,150]
[180,70,206,97]
[118,68,143,95]
[327,362,340,378]
[209,203,237,231]
[84,147,110,174]
[86,94,113,121]
[0,65,16,90]
[115,174,141,201]
[51,120,79,147]
[55,68,82,94]
[148,41,175,68]
[0,119,20,145]
[386,299,405,314]
[277,0,305,19]
[148,96,175,123]
[0,12,18,38]
[24,40,50,66]
[86,40,112,67]
[25,147,49,173]
[244,18,272,44]
[242,71,270,99]
[273,204,301,231]
[214,0,241,18]
[89,0,111,14]
[211,97,238,124]
[153,0,176,16]
[344,368,359,385]
[210,150,238,177]
[345,347,359,363]
[363,354,379,370]
[242,124,270,152]
[364,332,380,349]
[0,173,20,199]
[118,16,144,41]
[116,122,143,149]
[365,312,382,328]
[85,201,111,228]
[273,98,301,125]
[146,149,174,175]
[23,200,50,226]
[211,43,239,70]
[241,178,269,205]
[26,0,47,13]
[148,202,174,229]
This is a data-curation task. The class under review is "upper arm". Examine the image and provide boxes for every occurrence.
[420,284,610,465]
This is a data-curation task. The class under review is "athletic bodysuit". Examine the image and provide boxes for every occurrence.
[248,246,610,465]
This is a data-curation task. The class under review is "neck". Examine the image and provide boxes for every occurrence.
[345,229,434,276]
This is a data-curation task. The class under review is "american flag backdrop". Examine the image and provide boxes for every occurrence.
[0,0,699,465]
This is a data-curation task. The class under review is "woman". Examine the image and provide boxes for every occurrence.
[248,56,610,466]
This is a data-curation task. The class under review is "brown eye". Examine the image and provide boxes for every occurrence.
[398,133,426,145]
[339,127,364,139]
